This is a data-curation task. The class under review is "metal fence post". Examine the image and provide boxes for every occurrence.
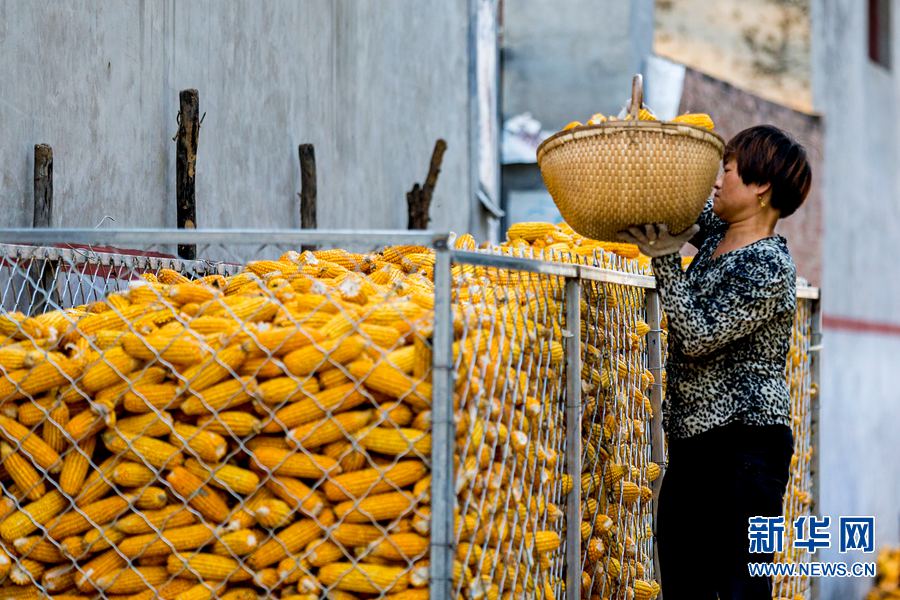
[644,287,666,594]
[565,277,582,600]
[808,294,822,600]
[430,241,455,599]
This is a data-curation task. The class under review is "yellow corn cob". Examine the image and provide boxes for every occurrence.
[253,498,292,528]
[323,460,426,502]
[256,375,318,405]
[167,466,231,523]
[0,490,66,540]
[586,536,607,564]
[507,222,557,242]
[347,360,430,409]
[359,301,424,328]
[177,343,248,393]
[647,462,661,482]
[168,282,219,305]
[380,245,429,264]
[367,533,429,561]
[249,446,339,478]
[318,562,409,594]
[261,383,366,433]
[40,563,75,592]
[0,354,83,401]
[9,557,45,585]
[133,486,169,510]
[247,519,322,570]
[64,403,113,443]
[41,401,69,454]
[183,458,258,495]
[317,367,352,389]
[212,529,258,557]
[613,480,641,504]
[355,427,431,456]
[14,535,64,562]
[264,476,326,519]
[57,435,97,496]
[202,296,280,323]
[46,495,130,540]
[334,491,416,523]
[157,268,191,285]
[79,526,126,555]
[118,523,218,558]
[358,324,403,349]
[0,346,35,370]
[116,410,175,437]
[64,304,152,341]
[169,423,228,462]
[170,582,221,600]
[220,589,260,600]
[282,335,365,377]
[197,411,261,437]
[113,505,197,534]
[121,330,204,364]
[167,552,253,582]
[672,112,715,130]
[287,410,373,449]
[102,430,183,469]
[180,376,256,415]
[0,414,61,473]
[81,347,141,392]
[0,442,46,500]
[238,355,286,378]
[122,382,181,412]
[73,547,127,591]
[95,565,170,594]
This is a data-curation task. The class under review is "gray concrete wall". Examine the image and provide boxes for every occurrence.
[0,0,485,237]
[811,0,900,597]
[502,0,655,131]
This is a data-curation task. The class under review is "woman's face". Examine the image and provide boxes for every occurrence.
[712,158,770,221]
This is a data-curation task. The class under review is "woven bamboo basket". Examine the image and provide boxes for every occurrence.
[537,75,725,242]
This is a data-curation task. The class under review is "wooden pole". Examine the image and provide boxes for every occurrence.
[29,144,56,314]
[407,139,447,229]
[33,145,53,228]
[176,89,199,260]
[298,144,317,252]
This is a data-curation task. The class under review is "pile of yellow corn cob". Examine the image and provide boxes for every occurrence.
[866,547,900,600]
[0,250,446,599]
[772,297,817,599]
[494,223,662,600]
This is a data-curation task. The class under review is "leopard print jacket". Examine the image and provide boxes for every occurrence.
[650,198,796,440]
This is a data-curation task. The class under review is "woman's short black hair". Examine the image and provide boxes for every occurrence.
[723,125,812,218]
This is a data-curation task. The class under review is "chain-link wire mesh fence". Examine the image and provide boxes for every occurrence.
[0,229,820,600]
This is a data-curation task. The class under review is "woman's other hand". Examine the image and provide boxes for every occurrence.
[617,223,700,258]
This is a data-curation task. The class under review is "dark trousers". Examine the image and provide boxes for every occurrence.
[656,423,793,600]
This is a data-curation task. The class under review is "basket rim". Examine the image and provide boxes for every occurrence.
[536,120,726,164]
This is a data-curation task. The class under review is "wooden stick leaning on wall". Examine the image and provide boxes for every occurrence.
[176,89,200,260]
[407,139,447,230]
[298,144,317,252]
[28,144,57,315]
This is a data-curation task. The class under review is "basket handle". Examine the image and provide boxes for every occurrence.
[628,74,643,120]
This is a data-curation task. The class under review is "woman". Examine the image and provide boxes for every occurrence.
[618,125,813,599]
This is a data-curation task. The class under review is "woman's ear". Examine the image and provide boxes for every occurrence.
[753,181,772,198]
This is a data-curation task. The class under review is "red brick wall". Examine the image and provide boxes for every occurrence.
[679,67,824,286]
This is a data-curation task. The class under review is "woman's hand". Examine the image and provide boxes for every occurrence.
[617,223,700,258]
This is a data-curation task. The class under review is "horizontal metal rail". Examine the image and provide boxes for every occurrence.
[0,243,241,276]
[0,228,451,247]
